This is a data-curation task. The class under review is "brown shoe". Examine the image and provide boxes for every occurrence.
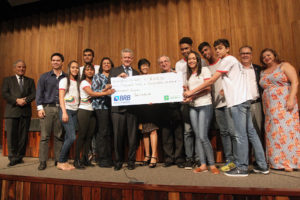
[210,167,220,174]
[193,167,208,173]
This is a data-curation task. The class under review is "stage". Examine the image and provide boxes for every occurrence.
[0,151,300,200]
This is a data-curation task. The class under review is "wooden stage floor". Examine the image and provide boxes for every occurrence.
[0,153,300,200]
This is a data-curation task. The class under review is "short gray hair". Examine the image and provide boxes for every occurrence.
[121,48,134,57]
[13,59,26,67]
[239,45,253,53]
[157,55,170,63]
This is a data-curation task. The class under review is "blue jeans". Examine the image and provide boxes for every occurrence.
[59,109,77,163]
[229,101,267,170]
[215,107,234,162]
[189,104,215,166]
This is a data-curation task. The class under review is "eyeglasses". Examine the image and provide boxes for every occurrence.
[240,52,252,55]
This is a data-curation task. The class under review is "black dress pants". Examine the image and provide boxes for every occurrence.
[5,117,30,162]
[161,119,185,164]
[95,109,113,165]
[111,111,137,165]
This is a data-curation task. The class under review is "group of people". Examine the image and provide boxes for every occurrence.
[2,36,299,177]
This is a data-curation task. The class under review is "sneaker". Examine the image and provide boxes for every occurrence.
[253,166,269,174]
[224,167,248,177]
[184,160,193,170]
[220,162,236,172]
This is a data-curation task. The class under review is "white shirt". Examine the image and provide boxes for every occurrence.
[79,80,93,111]
[80,65,100,78]
[175,59,188,85]
[216,55,252,107]
[59,77,79,111]
[175,58,208,85]
[243,64,259,100]
[188,67,212,107]
[15,74,23,85]
[207,59,227,108]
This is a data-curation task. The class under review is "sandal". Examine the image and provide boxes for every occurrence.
[57,162,72,171]
[149,157,158,168]
[284,167,293,172]
[142,156,151,166]
[193,167,208,173]
[210,166,220,175]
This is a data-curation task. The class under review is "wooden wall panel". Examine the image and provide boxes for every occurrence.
[0,0,300,142]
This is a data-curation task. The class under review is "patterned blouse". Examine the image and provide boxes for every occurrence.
[91,73,111,110]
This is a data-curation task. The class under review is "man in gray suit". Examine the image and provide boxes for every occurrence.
[2,60,36,167]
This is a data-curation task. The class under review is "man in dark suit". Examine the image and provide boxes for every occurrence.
[158,55,185,168]
[2,60,36,167]
[109,48,139,170]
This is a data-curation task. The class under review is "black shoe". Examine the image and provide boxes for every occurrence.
[195,160,201,167]
[163,162,173,167]
[38,161,47,170]
[184,160,193,170]
[127,162,135,170]
[98,162,113,168]
[177,162,185,168]
[83,160,95,167]
[54,161,58,166]
[142,156,151,166]
[149,157,158,168]
[17,159,24,164]
[74,160,85,169]
[7,160,18,167]
[114,163,122,171]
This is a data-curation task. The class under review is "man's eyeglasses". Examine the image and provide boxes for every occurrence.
[240,52,252,55]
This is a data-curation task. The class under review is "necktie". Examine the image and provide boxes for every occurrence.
[124,67,129,75]
[19,76,24,92]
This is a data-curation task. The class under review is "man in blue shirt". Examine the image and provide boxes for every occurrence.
[36,53,66,170]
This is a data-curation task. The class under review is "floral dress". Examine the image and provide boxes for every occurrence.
[260,65,300,169]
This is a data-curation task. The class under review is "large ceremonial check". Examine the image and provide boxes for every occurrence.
[111,72,183,106]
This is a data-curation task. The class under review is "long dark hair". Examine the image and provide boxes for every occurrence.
[260,48,282,67]
[99,57,114,74]
[65,60,80,95]
[81,64,95,82]
[187,51,202,80]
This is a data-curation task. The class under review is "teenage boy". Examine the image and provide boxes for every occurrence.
[80,48,100,76]
[198,42,235,172]
[80,48,100,162]
[175,37,194,169]
[184,39,268,177]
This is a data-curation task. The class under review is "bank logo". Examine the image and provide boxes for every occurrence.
[114,95,131,101]
[164,95,169,101]
[114,96,120,101]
